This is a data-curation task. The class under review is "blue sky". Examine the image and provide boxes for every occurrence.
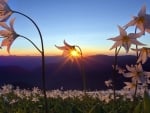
[1,0,150,56]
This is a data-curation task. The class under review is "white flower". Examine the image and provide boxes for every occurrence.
[124,63,150,84]
[124,5,150,34]
[55,40,81,61]
[123,82,136,90]
[133,47,150,64]
[108,25,144,53]
[0,18,19,53]
[105,79,112,87]
[0,0,12,21]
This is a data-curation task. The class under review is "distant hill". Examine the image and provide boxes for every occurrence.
[0,55,149,90]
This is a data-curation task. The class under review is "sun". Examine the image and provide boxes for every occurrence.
[70,50,80,57]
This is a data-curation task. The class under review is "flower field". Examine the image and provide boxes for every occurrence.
[0,84,148,113]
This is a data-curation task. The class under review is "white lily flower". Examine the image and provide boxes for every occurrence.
[0,0,12,21]
[108,25,144,53]
[0,18,19,53]
[133,47,150,64]
[124,5,150,34]
[124,64,149,84]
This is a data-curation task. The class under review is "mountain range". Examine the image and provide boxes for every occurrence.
[0,55,149,90]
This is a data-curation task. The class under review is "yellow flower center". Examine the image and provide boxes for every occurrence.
[122,36,130,43]
[137,16,145,24]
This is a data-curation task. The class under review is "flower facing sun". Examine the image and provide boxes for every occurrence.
[55,40,82,62]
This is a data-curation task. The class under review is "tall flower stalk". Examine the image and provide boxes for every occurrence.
[108,25,143,101]
[0,0,48,113]
[13,11,48,113]
[112,46,121,102]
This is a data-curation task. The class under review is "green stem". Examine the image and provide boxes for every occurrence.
[13,11,48,113]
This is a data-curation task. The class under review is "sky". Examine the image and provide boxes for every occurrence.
[0,0,150,56]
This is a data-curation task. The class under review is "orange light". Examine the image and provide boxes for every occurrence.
[70,50,80,57]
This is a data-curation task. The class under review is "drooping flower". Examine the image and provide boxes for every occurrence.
[132,47,150,64]
[0,18,19,53]
[0,0,13,22]
[108,25,144,53]
[124,5,150,33]
[55,40,81,61]
[124,63,150,84]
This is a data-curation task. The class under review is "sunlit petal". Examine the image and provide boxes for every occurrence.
[131,39,145,46]
[1,37,14,53]
[118,25,127,36]
[0,11,12,22]
[138,5,146,17]
[64,40,73,48]
[109,41,122,50]
[128,32,143,39]
[0,30,10,36]
[108,36,121,41]
[0,21,10,30]
[123,19,136,29]
[10,18,15,31]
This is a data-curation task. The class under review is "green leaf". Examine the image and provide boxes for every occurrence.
[88,103,104,113]
[132,102,142,113]
[144,91,150,113]
[72,106,83,113]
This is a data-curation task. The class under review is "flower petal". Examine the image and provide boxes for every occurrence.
[107,36,121,41]
[141,51,147,64]
[123,72,133,78]
[64,40,73,48]
[55,45,67,50]
[9,18,15,31]
[138,5,146,17]
[0,21,10,30]
[128,32,143,39]
[123,19,136,29]
[131,39,145,46]
[118,25,127,36]
[1,37,14,53]
[0,30,10,37]
[109,41,122,50]
[0,11,12,22]
[126,65,135,72]
[145,14,150,31]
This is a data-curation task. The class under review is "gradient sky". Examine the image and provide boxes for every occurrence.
[1,0,150,56]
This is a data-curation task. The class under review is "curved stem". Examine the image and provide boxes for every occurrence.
[19,35,42,53]
[13,11,48,113]
[75,45,83,57]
